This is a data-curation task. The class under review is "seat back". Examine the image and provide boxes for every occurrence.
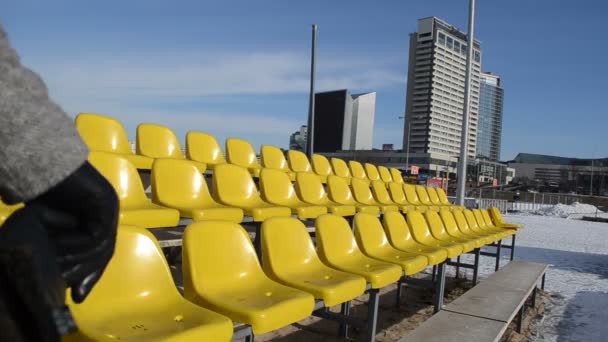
[473,209,489,228]
[136,123,184,159]
[389,168,403,183]
[259,168,298,206]
[261,217,325,278]
[364,163,380,181]
[463,210,482,231]
[426,187,443,205]
[213,164,262,207]
[287,150,312,173]
[186,131,226,167]
[405,211,435,245]
[151,158,215,209]
[183,221,266,297]
[371,180,394,205]
[403,184,422,205]
[382,211,417,250]
[452,210,472,233]
[481,210,497,227]
[315,214,366,264]
[416,186,434,205]
[351,178,376,205]
[69,226,181,320]
[439,209,462,236]
[225,138,261,169]
[388,182,409,205]
[261,145,290,172]
[353,213,391,255]
[295,172,328,204]
[75,113,133,154]
[311,154,333,177]
[489,207,506,225]
[331,158,352,179]
[436,188,452,205]
[424,211,449,239]
[378,166,394,183]
[326,175,356,205]
[348,161,367,181]
[88,152,149,210]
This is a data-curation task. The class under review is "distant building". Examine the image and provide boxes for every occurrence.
[476,72,504,161]
[403,17,482,162]
[508,153,608,195]
[313,89,376,152]
[289,125,307,151]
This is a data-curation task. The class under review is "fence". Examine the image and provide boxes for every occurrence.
[508,202,552,212]
[478,199,509,213]
[468,188,608,211]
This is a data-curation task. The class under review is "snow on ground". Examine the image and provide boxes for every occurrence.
[513,202,608,219]
[458,214,608,341]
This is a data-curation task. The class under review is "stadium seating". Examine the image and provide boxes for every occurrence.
[259,168,327,219]
[260,145,295,181]
[351,178,399,213]
[439,209,487,248]
[67,226,234,341]
[378,166,394,183]
[151,159,244,223]
[489,207,523,229]
[483,209,519,231]
[89,152,180,228]
[349,160,369,183]
[137,123,206,172]
[330,158,352,183]
[0,200,23,226]
[473,209,514,238]
[294,172,357,217]
[416,185,443,211]
[404,184,439,212]
[389,168,403,184]
[311,154,333,183]
[463,210,503,242]
[287,150,313,174]
[406,211,463,258]
[213,164,291,222]
[75,113,153,170]
[225,138,262,177]
[452,210,496,245]
[424,211,476,253]
[261,217,367,306]
[371,180,416,213]
[354,214,428,275]
[426,187,450,208]
[387,183,426,213]
[182,221,315,334]
[185,131,226,170]
[326,175,380,215]
[364,163,381,182]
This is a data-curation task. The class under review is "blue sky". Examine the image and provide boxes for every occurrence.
[2,0,607,160]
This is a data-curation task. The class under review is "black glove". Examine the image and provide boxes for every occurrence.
[26,160,119,303]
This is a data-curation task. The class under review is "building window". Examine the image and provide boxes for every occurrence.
[419,32,432,38]
[474,50,481,63]
[453,41,460,53]
[446,37,453,49]
[438,32,446,45]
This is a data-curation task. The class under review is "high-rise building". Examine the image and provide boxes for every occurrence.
[313,89,376,152]
[476,72,504,161]
[403,17,482,161]
[289,125,307,151]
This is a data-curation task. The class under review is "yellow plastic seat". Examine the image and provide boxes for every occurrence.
[330,158,352,184]
[382,212,448,265]
[0,200,23,226]
[435,188,464,210]
[351,178,398,214]
[473,209,514,238]
[424,211,476,253]
[483,209,519,231]
[387,183,423,213]
[67,226,233,342]
[311,154,333,183]
[287,150,313,174]
[225,138,262,177]
[182,221,315,334]
[354,214,428,275]
[439,209,486,248]
[377,166,394,183]
[186,131,226,170]
[75,113,153,170]
[403,184,436,212]
[327,176,380,215]
[426,187,448,207]
[452,210,495,245]
[89,152,180,229]
[416,185,442,211]
[489,207,522,229]
[213,164,291,222]
[260,145,295,181]
[295,172,356,217]
[348,160,369,183]
[371,180,414,214]
[261,217,366,306]
[389,167,402,183]
[406,211,463,258]
[259,169,327,219]
[463,210,503,242]
[364,163,381,182]
[151,159,244,223]
[137,123,206,172]
[315,214,402,289]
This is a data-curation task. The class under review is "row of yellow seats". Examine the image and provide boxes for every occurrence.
[88,151,461,228]
[68,206,517,341]
[75,113,406,184]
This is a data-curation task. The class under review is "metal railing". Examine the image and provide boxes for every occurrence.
[478,199,509,213]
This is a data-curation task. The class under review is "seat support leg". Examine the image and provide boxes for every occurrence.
[541,273,546,290]
[245,334,254,342]
[517,305,525,333]
[530,286,537,308]
[365,289,380,342]
[510,234,516,261]
[472,248,480,286]
[495,240,502,272]
[455,256,460,278]
[395,278,404,309]
[432,265,437,283]
[338,301,351,338]
[434,262,446,314]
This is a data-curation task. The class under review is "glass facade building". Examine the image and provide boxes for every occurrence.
[476,72,504,161]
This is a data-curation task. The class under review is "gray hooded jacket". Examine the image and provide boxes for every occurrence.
[0,25,88,204]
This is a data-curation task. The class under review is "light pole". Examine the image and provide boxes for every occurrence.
[400,114,422,172]
[306,24,318,158]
